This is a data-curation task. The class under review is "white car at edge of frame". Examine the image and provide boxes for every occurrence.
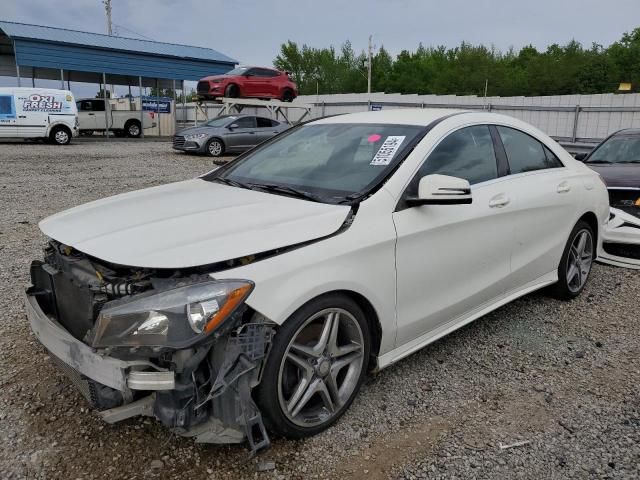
[25,109,610,453]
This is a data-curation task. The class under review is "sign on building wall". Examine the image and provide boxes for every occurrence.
[141,96,172,114]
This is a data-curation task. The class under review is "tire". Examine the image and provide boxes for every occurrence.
[549,220,595,300]
[255,293,370,439]
[49,126,71,145]
[125,120,141,138]
[224,84,239,98]
[205,138,224,157]
[281,89,294,102]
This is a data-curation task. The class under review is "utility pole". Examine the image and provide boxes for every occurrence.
[367,35,372,96]
[104,0,113,35]
[103,0,114,97]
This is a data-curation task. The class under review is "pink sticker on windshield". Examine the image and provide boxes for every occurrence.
[368,134,382,143]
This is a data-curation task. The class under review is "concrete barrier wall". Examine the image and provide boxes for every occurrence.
[176,92,640,145]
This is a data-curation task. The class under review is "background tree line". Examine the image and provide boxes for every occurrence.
[274,28,640,97]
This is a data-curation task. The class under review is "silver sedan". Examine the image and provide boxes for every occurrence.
[172,114,290,157]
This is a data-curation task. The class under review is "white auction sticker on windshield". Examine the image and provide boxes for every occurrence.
[370,136,406,166]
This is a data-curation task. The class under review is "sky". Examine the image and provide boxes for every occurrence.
[2,0,640,95]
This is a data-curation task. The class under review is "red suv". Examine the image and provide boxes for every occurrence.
[197,66,298,102]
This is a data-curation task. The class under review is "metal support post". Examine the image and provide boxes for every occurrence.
[60,69,65,89]
[172,79,177,136]
[181,80,186,131]
[32,68,35,87]
[572,105,581,143]
[139,76,145,138]
[15,63,21,87]
[102,73,110,140]
[156,78,161,137]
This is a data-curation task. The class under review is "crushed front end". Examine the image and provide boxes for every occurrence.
[25,241,275,454]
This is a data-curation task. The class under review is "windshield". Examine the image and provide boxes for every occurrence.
[226,67,250,76]
[204,115,237,127]
[588,136,640,164]
[203,123,425,204]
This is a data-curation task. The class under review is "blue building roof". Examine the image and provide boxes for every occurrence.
[0,20,237,81]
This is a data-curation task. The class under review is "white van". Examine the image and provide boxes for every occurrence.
[0,87,78,145]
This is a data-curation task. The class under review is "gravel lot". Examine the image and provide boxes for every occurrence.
[1,139,639,479]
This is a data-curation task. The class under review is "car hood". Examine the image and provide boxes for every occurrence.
[586,163,640,188]
[39,179,351,269]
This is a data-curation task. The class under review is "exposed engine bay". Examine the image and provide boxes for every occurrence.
[27,240,275,454]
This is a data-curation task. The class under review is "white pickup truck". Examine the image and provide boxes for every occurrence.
[76,98,155,137]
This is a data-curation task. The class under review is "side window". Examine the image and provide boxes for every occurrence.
[78,101,93,111]
[418,125,498,185]
[245,68,259,77]
[90,100,106,112]
[265,70,279,78]
[543,145,565,168]
[497,126,562,173]
[256,117,273,128]
[232,116,256,128]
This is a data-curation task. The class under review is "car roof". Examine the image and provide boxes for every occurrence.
[310,108,470,127]
[613,128,640,137]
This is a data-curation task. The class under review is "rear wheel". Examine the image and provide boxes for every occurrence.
[205,138,224,157]
[125,120,141,138]
[256,294,370,439]
[281,89,294,102]
[49,126,71,145]
[549,220,595,299]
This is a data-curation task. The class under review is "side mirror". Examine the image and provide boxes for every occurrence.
[574,152,588,161]
[228,123,239,130]
[406,174,472,207]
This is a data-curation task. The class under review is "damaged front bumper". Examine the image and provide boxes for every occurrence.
[25,290,274,454]
[598,208,640,269]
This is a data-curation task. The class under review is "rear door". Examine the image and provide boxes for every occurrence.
[224,116,257,150]
[494,125,580,286]
[0,91,17,137]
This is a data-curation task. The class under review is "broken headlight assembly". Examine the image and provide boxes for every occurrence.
[88,280,253,349]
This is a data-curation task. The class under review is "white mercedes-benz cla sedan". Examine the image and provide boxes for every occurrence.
[25,109,609,453]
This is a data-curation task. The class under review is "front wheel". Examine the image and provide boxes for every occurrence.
[255,294,370,439]
[281,89,294,102]
[549,220,595,300]
[205,138,224,157]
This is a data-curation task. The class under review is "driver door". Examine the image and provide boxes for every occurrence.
[393,125,515,346]
[224,116,257,150]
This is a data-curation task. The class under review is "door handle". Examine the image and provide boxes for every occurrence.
[557,181,571,193]
[87,113,95,116]
[489,194,510,208]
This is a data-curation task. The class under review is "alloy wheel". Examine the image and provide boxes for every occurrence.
[277,308,364,428]
[208,140,223,156]
[567,229,593,293]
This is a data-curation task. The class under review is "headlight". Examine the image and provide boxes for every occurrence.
[89,280,253,349]
[184,133,208,140]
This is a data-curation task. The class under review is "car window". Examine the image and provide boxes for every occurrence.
[231,117,256,128]
[208,123,425,203]
[256,117,276,128]
[417,125,498,185]
[90,100,106,112]
[77,100,93,111]
[588,135,640,164]
[543,145,564,168]
[264,70,279,78]
[498,126,562,173]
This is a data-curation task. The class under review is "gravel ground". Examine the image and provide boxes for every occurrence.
[0,140,639,479]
